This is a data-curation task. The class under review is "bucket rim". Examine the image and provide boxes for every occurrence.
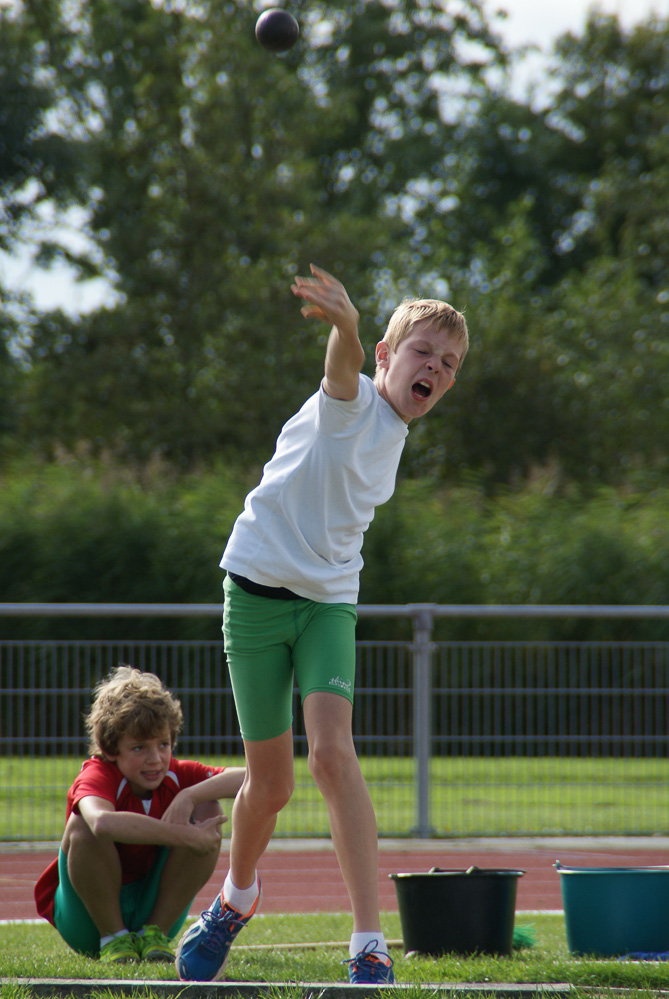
[556,861,669,875]
[390,868,525,879]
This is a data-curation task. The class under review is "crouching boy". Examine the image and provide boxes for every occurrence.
[35,665,245,964]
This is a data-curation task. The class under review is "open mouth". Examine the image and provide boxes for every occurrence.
[412,380,432,400]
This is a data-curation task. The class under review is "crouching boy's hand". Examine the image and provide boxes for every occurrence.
[161,766,245,829]
[162,787,208,826]
[184,812,226,856]
[161,791,228,854]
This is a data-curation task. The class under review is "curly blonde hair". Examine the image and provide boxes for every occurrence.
[86,665,184,759]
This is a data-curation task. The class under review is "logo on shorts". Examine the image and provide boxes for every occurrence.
[329,676,352,693]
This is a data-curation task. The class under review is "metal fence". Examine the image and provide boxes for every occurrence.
[2,602,669,842]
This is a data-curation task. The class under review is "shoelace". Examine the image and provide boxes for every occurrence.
[344,940,393,982]
[198,906,245,955]
[103,934,138,959]
[349,956,389,983]
[140,926,172,953]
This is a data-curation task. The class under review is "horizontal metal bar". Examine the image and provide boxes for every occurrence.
[1,602,669,618]
[368,604,669,619]
[0,603,224,616]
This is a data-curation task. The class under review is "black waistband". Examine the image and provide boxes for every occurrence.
[227,571,305,601]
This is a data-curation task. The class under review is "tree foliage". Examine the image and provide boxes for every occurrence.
[1,1,668,488]
[411,12,669,486]
[10,0,502,462]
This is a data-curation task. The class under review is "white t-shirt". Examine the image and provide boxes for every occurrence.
[221,374,408,604]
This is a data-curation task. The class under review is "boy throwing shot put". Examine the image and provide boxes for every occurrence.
[35,666,245,964]
[176,265,468,984]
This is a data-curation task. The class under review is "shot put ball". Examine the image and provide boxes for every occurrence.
[255,8,300,53]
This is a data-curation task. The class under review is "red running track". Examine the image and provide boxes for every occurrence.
[3,838,669,923]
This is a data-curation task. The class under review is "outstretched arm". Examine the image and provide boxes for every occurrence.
[292,264,364,401]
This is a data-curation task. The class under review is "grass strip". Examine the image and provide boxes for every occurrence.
[3,913,669,994]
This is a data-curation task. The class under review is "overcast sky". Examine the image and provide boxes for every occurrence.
[483,0,665,49]
[2,0,667,313]
[481,0,666,103]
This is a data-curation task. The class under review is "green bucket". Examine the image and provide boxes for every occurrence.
[557,861,669,957]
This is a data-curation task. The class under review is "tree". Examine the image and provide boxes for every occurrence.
[408,12,669,486]
[0,1,107,464]
[0,3,94,279]
[8,1,669,490]
[545,13,669,278]
[14,0,505,463]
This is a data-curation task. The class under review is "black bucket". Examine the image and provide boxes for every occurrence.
[390,866,524,957]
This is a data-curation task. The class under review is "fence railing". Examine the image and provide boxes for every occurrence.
[2,603,669,842]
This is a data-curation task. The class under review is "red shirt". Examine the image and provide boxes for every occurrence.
[35,755,225,924]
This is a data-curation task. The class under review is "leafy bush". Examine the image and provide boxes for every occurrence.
[2,456,667,642]
[0,456,250,639]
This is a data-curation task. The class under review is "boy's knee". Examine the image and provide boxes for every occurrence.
[247,774,294,814]
[308,739,354,786]
[266,780,294,813]
[62,812,96,853]
[191,799,224,823]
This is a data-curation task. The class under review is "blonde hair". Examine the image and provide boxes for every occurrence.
[86,665,183,759]
[379,298,469,374]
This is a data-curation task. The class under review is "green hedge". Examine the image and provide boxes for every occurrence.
[1,457,668,641]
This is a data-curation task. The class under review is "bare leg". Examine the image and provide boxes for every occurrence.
[62,813,125,936]
[148,801,223,933]
[228,727,295,891]
[303,692,381,932]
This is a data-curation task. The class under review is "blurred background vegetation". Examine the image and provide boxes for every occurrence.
[1,0,668,640]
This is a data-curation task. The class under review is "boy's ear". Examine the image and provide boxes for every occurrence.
[99,740,118,762]
[375,340,391,369]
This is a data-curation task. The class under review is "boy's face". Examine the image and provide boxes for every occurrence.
[375,321,464,424]
[106,724,173,798]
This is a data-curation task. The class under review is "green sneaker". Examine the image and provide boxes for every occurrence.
[137,925,175,962]
[100,933,140,964]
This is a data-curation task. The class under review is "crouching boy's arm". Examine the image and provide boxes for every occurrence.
[161,766,246,826]
[77,793,225,857]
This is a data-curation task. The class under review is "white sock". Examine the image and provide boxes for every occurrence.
[100,929,131,948]
[223,871,260,914]
[349,932,388,960]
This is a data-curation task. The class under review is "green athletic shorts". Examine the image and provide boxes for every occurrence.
[223,574,358,742]
[53,846,192,957]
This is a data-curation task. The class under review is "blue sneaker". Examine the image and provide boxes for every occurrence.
[175,882,262,982]
[345,939,395,985]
